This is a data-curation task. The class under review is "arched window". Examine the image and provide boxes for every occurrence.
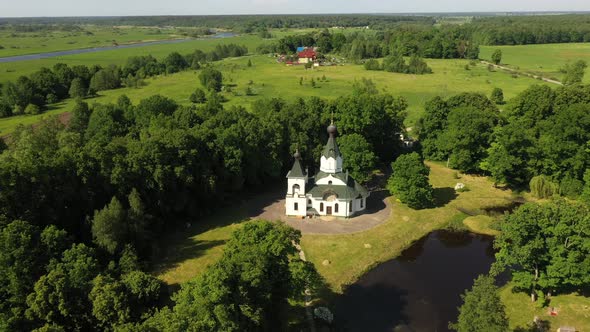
[294,202,299,211]
[335,203,339,213]
[360,198,364,208]
[292,184,300,194]
[308,199,312,205]
[320,203,324,212]
[349,202,353,212]
[328,180,333,185]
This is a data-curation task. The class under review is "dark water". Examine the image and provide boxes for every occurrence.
[0,32,237,63]
[334,230,495,332]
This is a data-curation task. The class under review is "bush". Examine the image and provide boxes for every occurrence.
[24,103,41,115]
[199,67,223,92]
[364,59,381,71]
[189,88,206,103]
[529,175,558,199]
[559,176,583,199]
[46,93,59,104]
[490,88,504,104]
[0,102,12,118]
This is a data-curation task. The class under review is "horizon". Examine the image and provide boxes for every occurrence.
[2,0,589,18]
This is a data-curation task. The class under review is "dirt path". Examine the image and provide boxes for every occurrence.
[480,60,562,85]
[251,190,392,235]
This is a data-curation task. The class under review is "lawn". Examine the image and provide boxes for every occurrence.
[500,282,590,331]
[0,54,546,136]
[480,43,590,83]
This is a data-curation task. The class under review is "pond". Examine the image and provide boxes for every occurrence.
[333,230,496,332]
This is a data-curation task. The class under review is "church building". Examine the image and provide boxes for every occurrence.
[285,123,369,218]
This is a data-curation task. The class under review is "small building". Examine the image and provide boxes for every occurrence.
[298,48,317,64]
[285,123,369,218]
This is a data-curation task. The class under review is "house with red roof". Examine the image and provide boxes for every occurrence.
[298,48,317,64]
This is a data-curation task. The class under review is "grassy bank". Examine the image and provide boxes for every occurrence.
[300,162,514,292]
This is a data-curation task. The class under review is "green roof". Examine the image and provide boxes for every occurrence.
[286,158,306,178]
[322,135,340,159]
[307,172,368,200]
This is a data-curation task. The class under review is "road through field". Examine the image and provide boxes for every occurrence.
[480,60,563,85]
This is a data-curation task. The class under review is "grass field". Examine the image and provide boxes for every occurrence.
[500,282,590,331]
[0,25,212,57]
[480,43,590,83]
[0,54,546,135]
[0,34,266,84]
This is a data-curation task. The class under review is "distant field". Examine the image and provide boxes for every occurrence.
[480,43,590,83]
[0,34,266,83]
[0,54,546,135]
[0,25,206,57]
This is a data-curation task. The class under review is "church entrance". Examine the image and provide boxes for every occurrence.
[326,206,332,215]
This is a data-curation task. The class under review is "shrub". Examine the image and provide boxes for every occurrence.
[559,176,583,199]
[46,93,59,104]
[490,88,504,104]
[529,175,558,199]
[24,103,41,115]
[364,59,381,71]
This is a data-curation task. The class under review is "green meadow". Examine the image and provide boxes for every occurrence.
[0,25,206,57]
[480,43,590,83]
[0,54,546,135]
[0,34,267,83]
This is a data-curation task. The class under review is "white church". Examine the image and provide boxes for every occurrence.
[285,122,369,218]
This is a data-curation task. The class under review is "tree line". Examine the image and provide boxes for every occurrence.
[416,84,590,200]
[470,14,590,45]
[0,15,435,32]
[0,43,248,120]
[263,26,480,61]
[0,78,406,330]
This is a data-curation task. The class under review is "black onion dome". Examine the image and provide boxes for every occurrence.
[327,123,337,136]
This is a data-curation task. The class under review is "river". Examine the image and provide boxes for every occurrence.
[333,230,497,332]
[0,32,237,64]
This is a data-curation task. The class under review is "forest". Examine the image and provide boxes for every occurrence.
[0,79,406,330]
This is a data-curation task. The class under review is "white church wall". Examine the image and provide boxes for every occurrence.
[286,196,307,217]
[287,178,306,195]
[319,156,343,173]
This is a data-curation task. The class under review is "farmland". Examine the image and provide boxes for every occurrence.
[0,53,546,135]
[480,43,590,83]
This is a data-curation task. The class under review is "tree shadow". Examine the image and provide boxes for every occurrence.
[151,238,226,285]
[365,189,387,214]
[433,187,458,207]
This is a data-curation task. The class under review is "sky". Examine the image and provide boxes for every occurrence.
[1,0,589,17]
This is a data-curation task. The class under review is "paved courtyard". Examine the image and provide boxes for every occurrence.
[250,190,392,235]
